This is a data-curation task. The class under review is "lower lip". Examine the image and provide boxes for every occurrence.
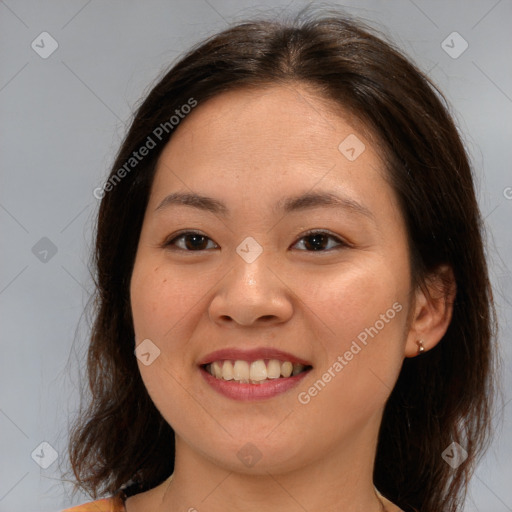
[199,366,311,401]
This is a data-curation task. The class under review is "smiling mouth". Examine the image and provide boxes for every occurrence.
[202,359,313,384]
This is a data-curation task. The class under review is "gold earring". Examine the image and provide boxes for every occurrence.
[416,339,425,355]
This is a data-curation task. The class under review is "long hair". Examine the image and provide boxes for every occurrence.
[66,8,497,511]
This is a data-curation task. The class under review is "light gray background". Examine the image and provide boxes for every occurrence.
[0,1,511,511]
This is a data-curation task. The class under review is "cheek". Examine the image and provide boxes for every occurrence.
[130,267,165,338]
[301,260,407,348]
[130,261,201,423]
[130,262,203,341]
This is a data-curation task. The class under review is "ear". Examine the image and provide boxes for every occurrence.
[404,264,457,358]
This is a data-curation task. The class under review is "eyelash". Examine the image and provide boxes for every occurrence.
[162,229,349,253]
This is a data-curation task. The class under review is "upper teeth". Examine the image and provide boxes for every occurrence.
[206,359,307,383]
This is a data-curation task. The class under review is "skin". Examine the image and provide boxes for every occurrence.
[127,84,455,512]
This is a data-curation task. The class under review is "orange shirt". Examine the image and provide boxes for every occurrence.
[61,494,126,511]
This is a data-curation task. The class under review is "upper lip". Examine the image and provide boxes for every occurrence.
[198,347,313,367]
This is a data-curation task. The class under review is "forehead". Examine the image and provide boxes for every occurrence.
[164,86,374,159]
[150,85,390,210]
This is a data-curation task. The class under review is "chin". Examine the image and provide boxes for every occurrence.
[188,427,311,476]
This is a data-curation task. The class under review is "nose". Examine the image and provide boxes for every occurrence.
[208,253,294,327]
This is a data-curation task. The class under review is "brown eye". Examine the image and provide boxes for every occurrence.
[165,232,218,251]
[292,231,346,252]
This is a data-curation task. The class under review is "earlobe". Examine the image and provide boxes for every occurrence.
[405,265,456,358]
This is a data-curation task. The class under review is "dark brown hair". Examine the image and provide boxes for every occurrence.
[66,7,497,512]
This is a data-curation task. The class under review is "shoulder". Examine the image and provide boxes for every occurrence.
[61,495,126,512]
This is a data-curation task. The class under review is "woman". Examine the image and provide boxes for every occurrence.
[63,8,497,512]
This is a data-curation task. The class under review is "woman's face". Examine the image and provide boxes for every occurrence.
[130,84,415,474]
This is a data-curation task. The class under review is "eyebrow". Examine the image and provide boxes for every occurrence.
[154,190,375,222]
